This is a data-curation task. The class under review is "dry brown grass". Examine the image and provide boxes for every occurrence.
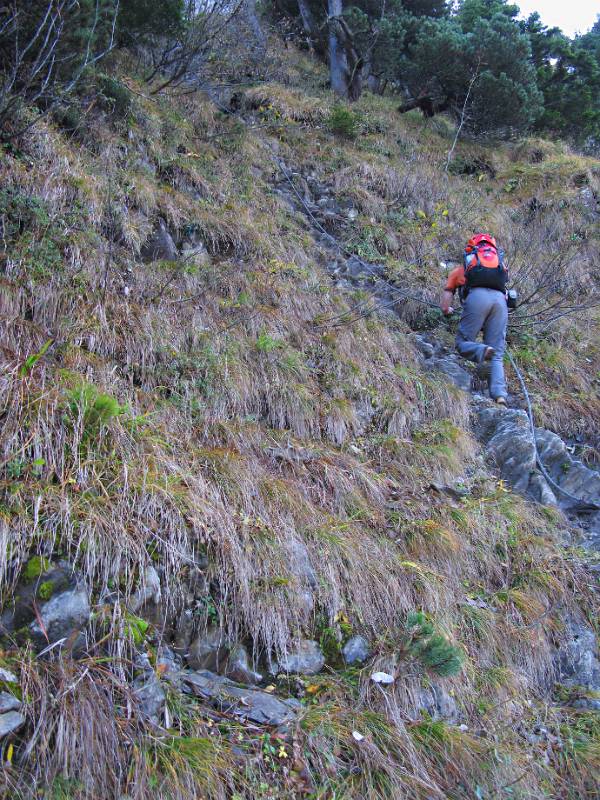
[244,84,328,125]
[1,50,599,800]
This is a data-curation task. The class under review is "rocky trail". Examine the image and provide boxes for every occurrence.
[272,153,600,701]
[272,154,600,552]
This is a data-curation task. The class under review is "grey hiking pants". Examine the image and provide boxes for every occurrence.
[456,287,508,399]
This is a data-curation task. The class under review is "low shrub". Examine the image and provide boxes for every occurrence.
[329,106,359,139]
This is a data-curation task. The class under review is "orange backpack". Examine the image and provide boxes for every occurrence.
[462,233,508,294]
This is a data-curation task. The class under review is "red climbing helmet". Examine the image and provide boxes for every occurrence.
[466,233,497,250]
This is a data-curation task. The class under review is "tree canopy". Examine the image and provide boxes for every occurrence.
[1,0,600,147]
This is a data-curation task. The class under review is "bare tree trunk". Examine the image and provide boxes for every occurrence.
[327,0,362,101]
[243,0,266,53]
[297,0,318,42]
[327,0,349,98]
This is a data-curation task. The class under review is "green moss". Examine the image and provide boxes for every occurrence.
[37,580,55,601]
[23,555,52,582]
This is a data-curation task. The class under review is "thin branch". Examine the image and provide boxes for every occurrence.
[445,58,480,172]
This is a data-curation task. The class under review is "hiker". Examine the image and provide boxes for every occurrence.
[441,233,509,406]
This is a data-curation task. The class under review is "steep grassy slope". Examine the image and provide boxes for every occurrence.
[0,47,599,799]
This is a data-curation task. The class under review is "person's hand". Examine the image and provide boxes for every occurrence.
[440,289,455,316]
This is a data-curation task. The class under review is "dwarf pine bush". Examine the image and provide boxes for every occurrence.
[406,611,463,678]
[329,106,358,139]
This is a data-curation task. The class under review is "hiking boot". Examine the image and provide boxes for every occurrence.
[495,397,507,407]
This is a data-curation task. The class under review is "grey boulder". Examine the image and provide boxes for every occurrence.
[180,235,211,267]
[0,710,25,738]
[342,635,370,665]
[413,335,435,360]
[571,697,600,711]
[140,219,178,262]
[535,429,600,510]
[1,561,90,653]
[1,561,73,636]
[225,644,263,685]
[276,640,325,675]
[187,627,229,672]
[286,539,318,589]
[424,356,472,392]
[0,668,18,684]
[183,670,300,726]
[0,692,21,713]
[157,645,183,685]
[558,615,600,692]
[28,586,90,651]
[476,407,535,493]
[474,404,600,518]
[418,682,459,724]
[133,672,166,722]
[130,564,162,613]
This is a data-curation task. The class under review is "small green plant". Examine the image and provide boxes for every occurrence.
[345,224,386,261]
[52,104,83,134]
[97,74,133,118]
[0,188,50,239]
[255,332,282,353]
[328,106,358,138]
[48,776,85,800]
[124,611,150,646]
[197,594,219,626]
[6,458,26,479]
[319,625,343,667]
[37,580,55,601]
[20,338,53,377]
[148,734,228,793]
[405,612,463,678]
[67,383,123,442]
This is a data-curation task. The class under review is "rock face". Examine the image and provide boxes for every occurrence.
[474,402,600,525]
[535,430,600,510]
[225,644,263,685]
[276,640,325,675]
[475,406,536,493]
[157,645,183,685]
[28,586,90,651]
[140,219,179,262]
[412,329,600,527]
[558,615,600,692]
[133,671,166,723]
[187,627,229,672]
[424,355,472,392]
[414,334,473,392]
[0,560,90,653]
[418,683,459,724]
[287,539,318,590]
[342,635,370,665]
[180,232,211,267]
[0,692,22,713]
[286,538,318,616]
[130,565,162,614]
[183,670,300,727]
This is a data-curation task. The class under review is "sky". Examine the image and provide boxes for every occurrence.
[514,0,598,37]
